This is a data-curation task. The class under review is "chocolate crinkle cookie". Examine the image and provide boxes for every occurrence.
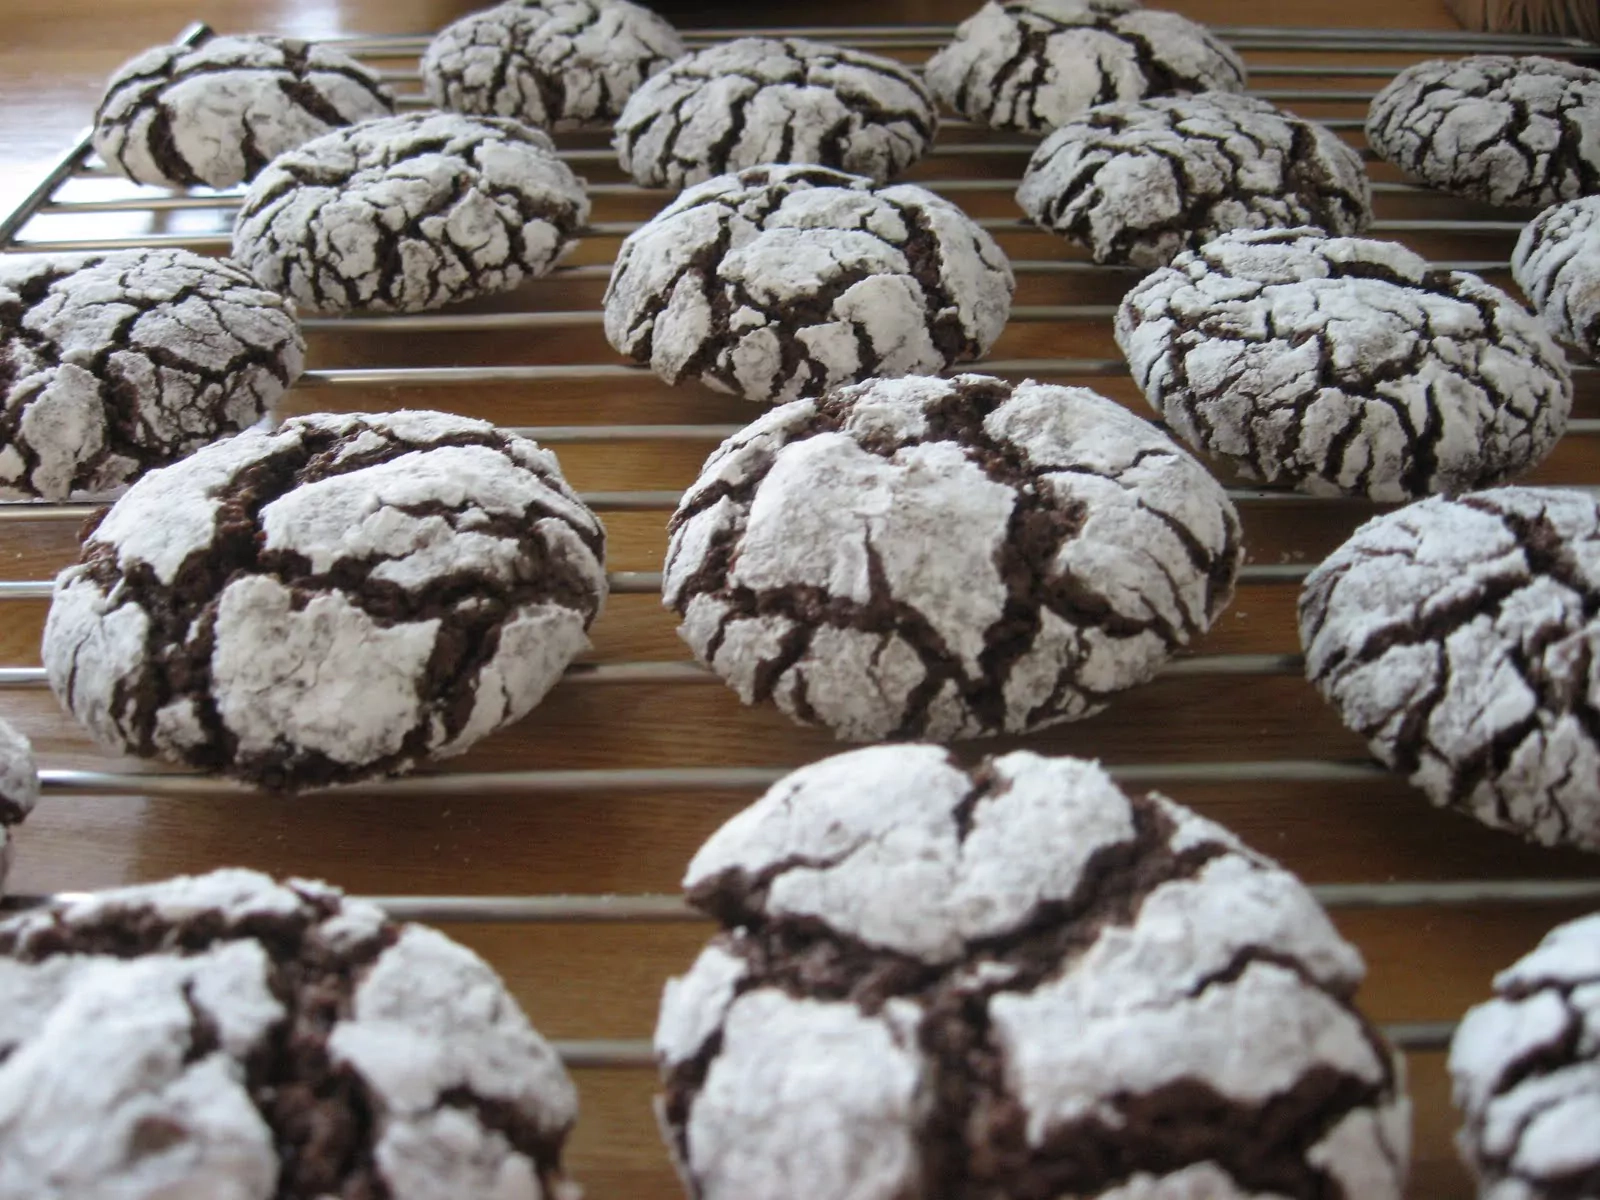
[93,33,395,190]
[604,165,1012,404]
[0,868,580,1200]
[663,374,1241,742]
[1514,195,1600,362]
[422,0,684,130]
[613,36,938,190]
[0,718,38,891]
[42,409,607,791]
[1367,55,1600,208]
[657,745,1411,1200]
[0,249,304,501]
[1451,912,1600,1200]
[1017,92,1371,268]
[926,0,1246,136]
[231,111,589,314]
[1300,486,1600,851]
[1117,228,1572,501]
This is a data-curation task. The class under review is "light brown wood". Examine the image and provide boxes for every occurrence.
[3,1,1596,1197]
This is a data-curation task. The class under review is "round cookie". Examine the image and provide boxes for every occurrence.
[1300,486,1600,851]
[1017,92,1371,268]
[42,409,607,791]
[0,249,305,501]
[604,165,1012,404]
[0,718,37,892]
[657,745,1411,1200]
[94,34,394,190]
[1367,55,1600,208]
[662,374,1241,742]
[1450,912,1600,1200]
[926,0,1246,137]
[0,868,579,1200]
[1116,228,1572,501]
[613,37,937,190]
[422,0,684,130]
[231,112,589,315]
[1514,195,1600,362]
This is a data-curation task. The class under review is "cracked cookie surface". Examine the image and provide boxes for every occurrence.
[657,745,1410,1200]
[604,165,1013,404]
[1450,912,1600,1200]
[1367,55,1600,208]
[1017,92,1371,268]
[1116,228,1572,501]
[1300,486,1600,851]
[0,868,579,1200]
[0,719,37,894]
[42,409,607,790]
[0,249,305,501]
[1514,195,1600,362]
[926,0,1246,136]
[662,374,1241,741]
[231,111,590,314]
[422,0,684,131]
[94,34,395,190]
[612,36,937,189]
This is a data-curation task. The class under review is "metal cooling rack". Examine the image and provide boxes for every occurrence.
[2,19,1600,1107]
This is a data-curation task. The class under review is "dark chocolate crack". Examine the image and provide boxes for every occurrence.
[664,374,1239,740]
[1367,55,1600,208]
[0,249,304,501]
[93,35,395,190]
[613,37,937,189]
[0,877,574,1200]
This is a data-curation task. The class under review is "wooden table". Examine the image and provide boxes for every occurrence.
[2,1,1596,1197]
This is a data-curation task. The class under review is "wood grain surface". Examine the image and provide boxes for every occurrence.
[1,0,1595,1196]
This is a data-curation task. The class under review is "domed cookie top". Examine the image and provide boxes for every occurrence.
[663,374,1241,742]
[926,0,1246,136]
[658,745,1409,1200]
[1451,912,1600,1200]
[231,111,589,314]
[1367,55,1600,208]
[0,868,579,1200]
[1300,486,1600,851]
[613,37,938,189]
[604,164,1012,404]
[94,33,395,189]
[0,718,37,893]
[1017,92,1371,267]
[1117,228,1571,500]
[43,409,607,790]
[1514,194,1600,362]
[0,248,305,501]
[422,0,684,130]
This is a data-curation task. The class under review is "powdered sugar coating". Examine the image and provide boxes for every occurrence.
[232,112,589,314]
[658,746,1408,1200]
[422,0,684,130]
[0,719,36,894]
[0,868,578,1200]
[1514,195,1600,362]
[0,249,304,501]
[1367,56,1600,208]
[93,34,394,189]
[1017,93,1370,268]
[1450,912,1600,1199]
[1117,228,1572,501]
[42,409,607,790]
[1300,486,1600,850]
[926,0,1246,136]
[605,165,1013,404]
[613,36,937,190]
[664,373,1240,741]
